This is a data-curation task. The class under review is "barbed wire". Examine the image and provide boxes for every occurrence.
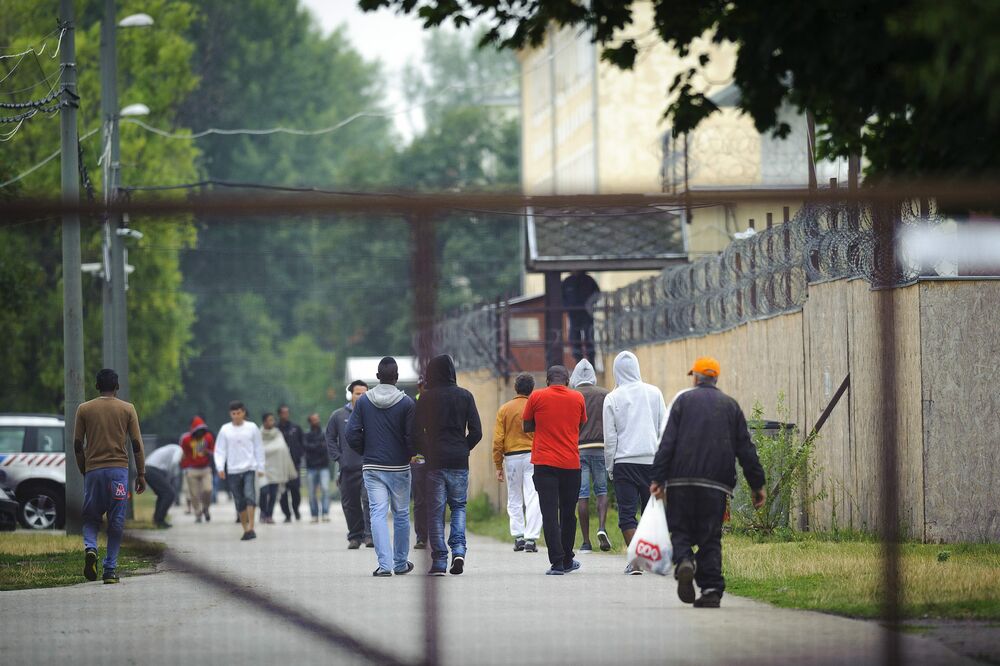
[431,201,944,373]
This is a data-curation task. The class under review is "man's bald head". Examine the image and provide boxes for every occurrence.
[546,365,570,386]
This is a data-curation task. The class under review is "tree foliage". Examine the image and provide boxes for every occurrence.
[361,0,1000,177]
[0,0,200,417]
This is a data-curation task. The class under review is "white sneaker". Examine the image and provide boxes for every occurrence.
[624,563,643,575]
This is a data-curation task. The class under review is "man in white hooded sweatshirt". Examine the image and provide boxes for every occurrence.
[603,351,668,574]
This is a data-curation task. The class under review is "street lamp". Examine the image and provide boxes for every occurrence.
[118,13,154,28]
[100,3,153,400]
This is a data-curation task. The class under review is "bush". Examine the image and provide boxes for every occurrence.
[731,393,823,535]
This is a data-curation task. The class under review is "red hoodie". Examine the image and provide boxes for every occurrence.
[180,416,215,469]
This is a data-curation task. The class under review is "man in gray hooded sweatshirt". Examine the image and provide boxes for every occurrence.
[346,357,417,577]
[602,351,668,574]
[570,358,611,553]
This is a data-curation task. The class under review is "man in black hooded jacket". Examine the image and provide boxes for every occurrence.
[415,354,483,575]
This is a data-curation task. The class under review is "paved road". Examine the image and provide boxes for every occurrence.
[0,499,976,665]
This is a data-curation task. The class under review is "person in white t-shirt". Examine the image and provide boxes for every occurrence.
[214,400,265,541]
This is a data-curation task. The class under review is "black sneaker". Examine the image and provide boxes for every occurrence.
[240,532,253,541]
[155,521,172,529]
[364,538,374,548]
[102,570,120,584]
[513,538,526,552]
[247,530,257,540]
[372,568,392,577]
[578,542,593,554]
[394,561,415,575]
[347,540,362,550]
[204,511,211,522]
[545,566,565,576]
[413,541,427,550]
[83,548,98,581]
[564,559,581,573]
[524,540,538,553]
[694,590,722,608]
[675,559,696,604]
[428,568,447,577]
[283,516,293,524]
[597,530,612,552]
[450,556,465,575]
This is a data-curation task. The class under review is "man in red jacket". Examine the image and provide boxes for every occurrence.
[180,416,215,523]
[523,365,587,575]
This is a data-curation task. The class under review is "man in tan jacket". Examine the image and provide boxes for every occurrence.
[492,373,541,552]
[74,368,147,584]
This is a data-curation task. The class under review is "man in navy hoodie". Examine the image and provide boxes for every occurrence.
[346,357,417,577]
[416,355,482,576]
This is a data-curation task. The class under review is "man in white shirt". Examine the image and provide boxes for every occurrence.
[214,400,265,541]
[145,443,182,529]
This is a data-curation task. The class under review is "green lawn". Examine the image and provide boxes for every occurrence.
[0,531,164,591]
[466,493,1000,620]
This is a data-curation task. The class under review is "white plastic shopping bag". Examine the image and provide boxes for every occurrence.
[626,495,673,575]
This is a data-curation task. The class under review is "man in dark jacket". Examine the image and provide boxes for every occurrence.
[650,357,767,608]
[277,405,304,522]
[561,271,600,363]
[346,357,417,577]
[327,380,372,548]
[415,354,483,576]
[302,413,331,523]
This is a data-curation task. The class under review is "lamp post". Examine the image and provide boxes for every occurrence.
[100,3,153,396]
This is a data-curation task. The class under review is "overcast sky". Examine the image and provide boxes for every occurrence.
[300,1,430,137]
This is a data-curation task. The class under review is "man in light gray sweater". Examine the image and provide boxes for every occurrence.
[602,351,668,574]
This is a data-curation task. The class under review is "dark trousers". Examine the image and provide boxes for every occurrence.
[567,313,595,363]
[666,486,727,593]
[532,465,581,568]
[613,463,652,532]
[279,474,301,519]
[260,483,279,518]
[340,468,371,542]
[145,466,175,525]
[411,461,428,542]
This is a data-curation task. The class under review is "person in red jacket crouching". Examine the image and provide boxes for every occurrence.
[180,416,215,523]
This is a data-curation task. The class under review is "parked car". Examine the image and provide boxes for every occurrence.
[0,486,18,531]
[0,414,66,529]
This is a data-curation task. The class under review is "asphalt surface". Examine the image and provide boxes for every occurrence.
[0,497,978,666]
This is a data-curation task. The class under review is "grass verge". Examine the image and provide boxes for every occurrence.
[0,532,165,591]
[724,534,1000,620]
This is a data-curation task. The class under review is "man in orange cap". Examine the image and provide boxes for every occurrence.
[650,357,766,608]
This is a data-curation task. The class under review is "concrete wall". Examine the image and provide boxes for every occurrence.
[459,279,1000,542]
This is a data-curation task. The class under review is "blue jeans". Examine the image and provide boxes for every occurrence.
[82,467,129,572]
[363,469,411,573]
[427,468,469,570]
[306,467,331,517]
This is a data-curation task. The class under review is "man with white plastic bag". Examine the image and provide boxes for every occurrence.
[650,357,766,608]
[603,351,668,574]
[625,495,672,575]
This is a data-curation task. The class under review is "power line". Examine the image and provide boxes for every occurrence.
[0,125,99,189]
[120,74,521,141]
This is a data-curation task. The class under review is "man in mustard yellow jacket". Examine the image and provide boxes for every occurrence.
[492,373,541,552]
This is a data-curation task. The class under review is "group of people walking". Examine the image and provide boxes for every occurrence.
[72,347,767,606]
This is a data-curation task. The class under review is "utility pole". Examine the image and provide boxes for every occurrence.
[59,0,84,536]
[100,0,117,373]
[101,0,129,399]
